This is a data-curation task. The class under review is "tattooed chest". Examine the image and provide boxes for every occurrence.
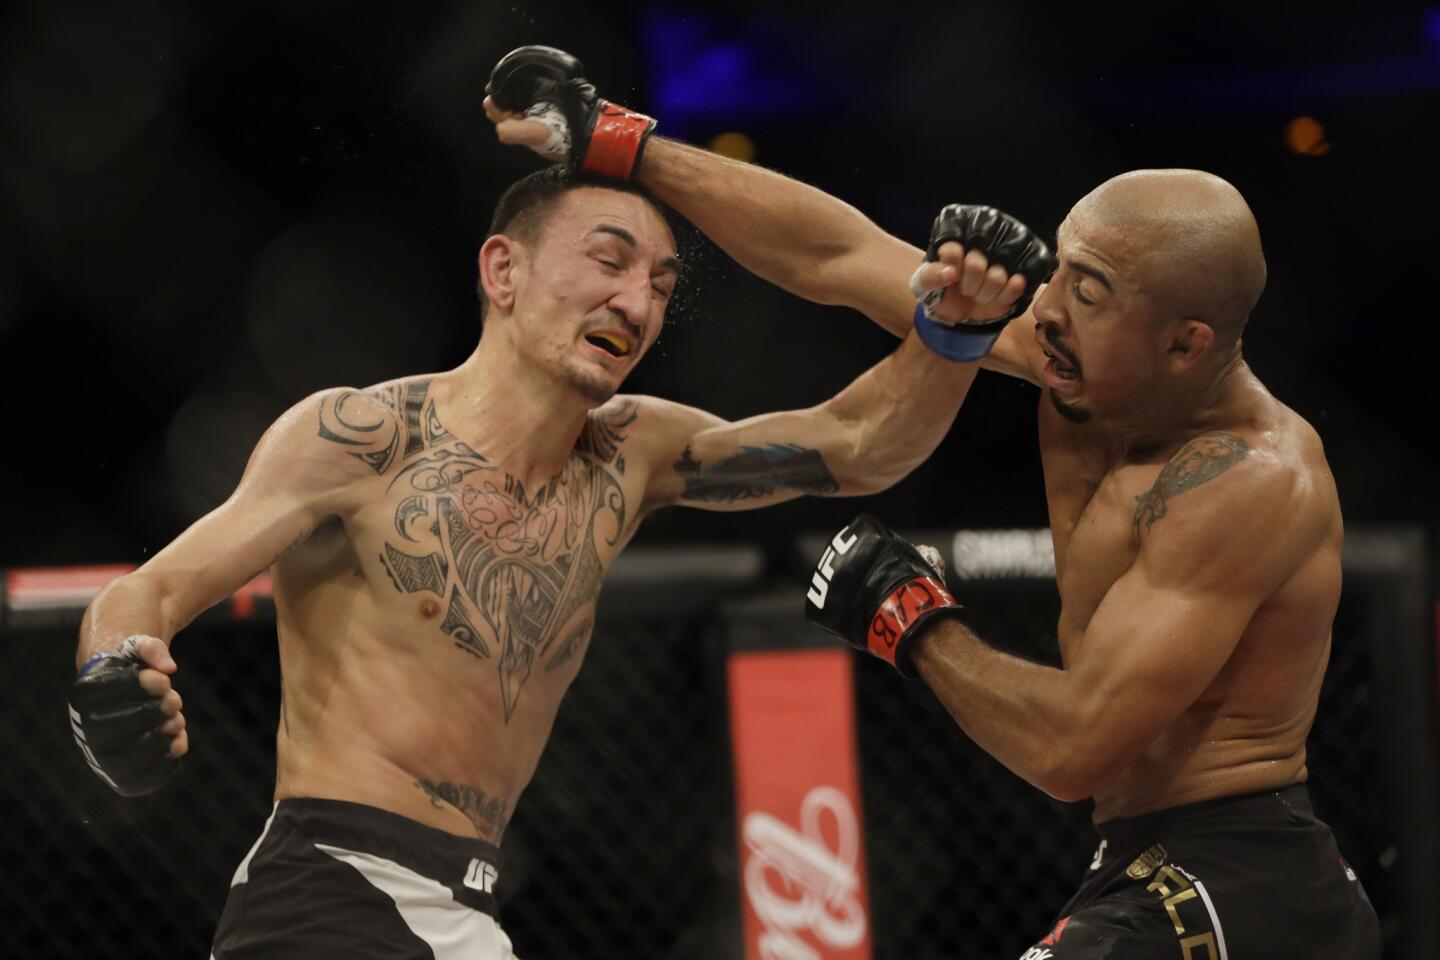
[319,381,633,720]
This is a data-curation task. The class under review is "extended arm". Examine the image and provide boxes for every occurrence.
[70,389,382,795]
[481,49,1046,375]
[638,138,924,336]
[78,392,373,663]
[637,330,974,511]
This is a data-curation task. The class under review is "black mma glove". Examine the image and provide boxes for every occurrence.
[804,514,965,678]
[911,204,1057,362]
[69,637,180,796]
[487,45,656,181]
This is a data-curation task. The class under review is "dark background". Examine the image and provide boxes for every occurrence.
[2,1,1437,957]
[2,1,1436,567]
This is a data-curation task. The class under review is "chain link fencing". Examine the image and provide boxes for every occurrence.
[0,531,1426,958]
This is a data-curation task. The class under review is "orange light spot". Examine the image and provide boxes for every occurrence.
[1285,116,1332,156]
[708,131,757,163]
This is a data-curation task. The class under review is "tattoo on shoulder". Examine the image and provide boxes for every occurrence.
[415,779,510,840]
[1132,432,1251,535]
[316,381,431,475]
[575,399,637,474]
[673,443,840,503]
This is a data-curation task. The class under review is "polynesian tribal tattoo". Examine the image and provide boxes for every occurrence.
[415,779,510,840]
[1132,432,1251,535]
[317,381,630,721]
[671,443,839,502]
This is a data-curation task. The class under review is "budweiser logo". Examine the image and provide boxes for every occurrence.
[741,786,867,959]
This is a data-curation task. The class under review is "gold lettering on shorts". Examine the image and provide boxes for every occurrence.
[1163,887,1199,935]
[1126,844,1167,880]
[1144,863,1191,898]
[1180,932,1219,959]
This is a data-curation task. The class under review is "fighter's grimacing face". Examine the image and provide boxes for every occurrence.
[511,188,679,404]
[1030,212,1171,424]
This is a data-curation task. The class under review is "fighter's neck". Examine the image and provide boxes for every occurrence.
[1110,356,1268,456]
[431,342,592,483]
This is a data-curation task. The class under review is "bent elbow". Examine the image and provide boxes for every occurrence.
[1033,738,1130,804]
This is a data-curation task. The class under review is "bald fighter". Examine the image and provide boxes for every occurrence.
[68,150,1051,954]
[487,48,1380,959]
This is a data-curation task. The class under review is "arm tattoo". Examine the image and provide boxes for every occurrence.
[1132,432,1251,535]
[672,443,840,503]
[338,383,631,721]
[415,779,510,841]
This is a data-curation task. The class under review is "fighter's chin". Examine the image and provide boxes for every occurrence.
[560,362,621,406]
[1048,389,1092,424]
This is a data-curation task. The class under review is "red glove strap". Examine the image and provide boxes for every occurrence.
[867,576,957,668]
[581,101,655,180]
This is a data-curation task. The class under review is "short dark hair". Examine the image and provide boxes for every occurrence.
[477,166,673,310]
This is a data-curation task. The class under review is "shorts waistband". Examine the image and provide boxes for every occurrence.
[1095,782,1312,854]
[272,797,503,914]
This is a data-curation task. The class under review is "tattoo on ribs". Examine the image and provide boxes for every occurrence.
[1132,432,1251,534]
[317,383,632,721]
[672,443,839,502]
[415,779,510,839]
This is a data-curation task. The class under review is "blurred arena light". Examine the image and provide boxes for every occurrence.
[641,10,824,135]
[1285,115,1333,155]
[708,132,757,163]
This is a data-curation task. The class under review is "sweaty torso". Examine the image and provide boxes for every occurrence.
[270,376,645,844]
[1038,389,1342,823]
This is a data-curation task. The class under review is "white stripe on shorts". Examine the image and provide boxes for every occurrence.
[1174,865,1230,960]
[1191,877,1230,960]
[229,805,278,888]
[315,843,513,960]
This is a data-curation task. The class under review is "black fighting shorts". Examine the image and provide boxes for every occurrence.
[212,797,513,959]
[1019,784,1380,960]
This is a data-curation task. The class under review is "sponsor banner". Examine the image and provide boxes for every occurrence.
[728,648,871,960]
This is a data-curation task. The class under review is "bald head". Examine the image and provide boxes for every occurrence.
[1068,169,1266,349]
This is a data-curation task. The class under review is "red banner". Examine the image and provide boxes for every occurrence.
[4,565,272,619]
[728,648,872,960]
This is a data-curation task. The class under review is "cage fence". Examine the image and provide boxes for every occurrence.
[0,528,1431,958]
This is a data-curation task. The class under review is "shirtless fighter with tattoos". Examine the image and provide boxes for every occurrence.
[485,45,1381,960]
[66,74,1053,957]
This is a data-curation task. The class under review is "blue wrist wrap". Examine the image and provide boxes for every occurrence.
[912,305,1002,362]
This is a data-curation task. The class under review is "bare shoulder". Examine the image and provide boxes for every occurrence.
[1133,418,1335,592]
[310,375,454,477]
[572,395,644,474]
[591,394,724,462]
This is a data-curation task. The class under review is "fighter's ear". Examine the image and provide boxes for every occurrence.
[1165,318,1215,374]
[479,234,523,313]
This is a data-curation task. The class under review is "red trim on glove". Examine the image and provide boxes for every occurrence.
[867,576,957,669]
[581,101,656,181]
